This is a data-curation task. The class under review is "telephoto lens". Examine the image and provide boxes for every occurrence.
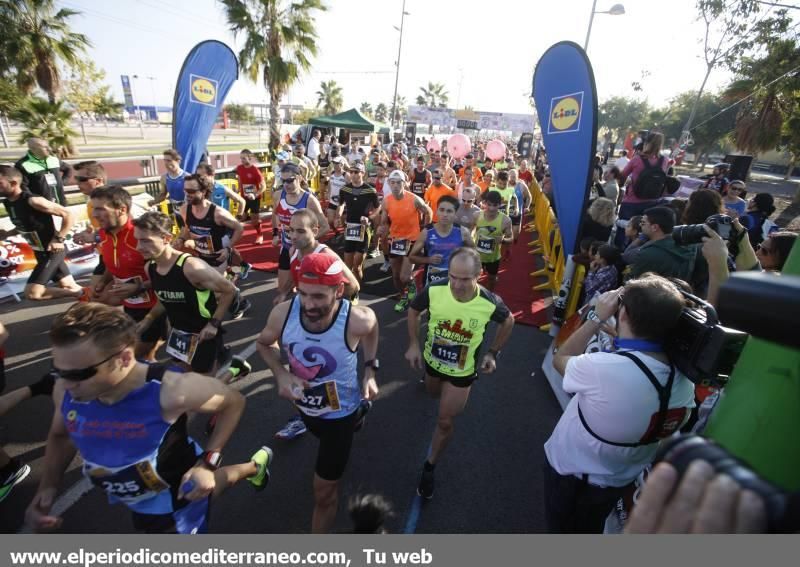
[672,224,708,246]
[656,435,799,533]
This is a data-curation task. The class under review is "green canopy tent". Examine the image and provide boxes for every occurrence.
[309,108,381,132]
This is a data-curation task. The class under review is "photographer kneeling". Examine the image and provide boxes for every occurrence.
[543,275,696,533]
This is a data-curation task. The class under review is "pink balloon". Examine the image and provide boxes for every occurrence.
[447,134,472,160]
[426,138,441,152]
[485,140,507,161]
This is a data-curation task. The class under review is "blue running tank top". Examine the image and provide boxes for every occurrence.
[280,296,360,419]
[165,169,186,203]
[514,182,525,216]
[423,223,464,285]
[211,182,229,211]
[275,190,311,249]
[62,363,203,519]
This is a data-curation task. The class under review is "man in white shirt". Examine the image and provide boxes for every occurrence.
[307,129,321,162]
[544,274,695,533]
[614,149,629,172]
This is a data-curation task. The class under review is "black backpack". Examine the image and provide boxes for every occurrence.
[633,156,667,200]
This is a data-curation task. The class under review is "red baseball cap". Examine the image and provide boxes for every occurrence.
[298,253,347,286]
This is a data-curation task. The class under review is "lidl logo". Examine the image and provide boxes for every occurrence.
[67,410,77,422]
[547,92,584,135]
[190,74,218,107]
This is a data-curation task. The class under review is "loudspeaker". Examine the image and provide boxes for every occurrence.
[724,154,754,181]
[518,133,534,158]
[404,122,417,145]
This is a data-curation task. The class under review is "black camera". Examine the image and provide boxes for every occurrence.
[656,435,799,533]
[665,289,748,388]
[672,214,733,246]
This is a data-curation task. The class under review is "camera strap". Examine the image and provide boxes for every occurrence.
[577,351,675,448]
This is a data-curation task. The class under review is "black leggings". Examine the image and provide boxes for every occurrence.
[300,410,359,481]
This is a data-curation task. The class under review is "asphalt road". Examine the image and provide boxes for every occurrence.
[0,269,561,534]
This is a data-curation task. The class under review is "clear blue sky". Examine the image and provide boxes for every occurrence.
[56,0,790,115]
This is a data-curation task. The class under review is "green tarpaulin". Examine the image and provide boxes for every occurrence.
[309,108,382,132]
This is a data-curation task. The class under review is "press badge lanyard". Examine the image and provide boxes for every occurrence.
[609,338,664,352]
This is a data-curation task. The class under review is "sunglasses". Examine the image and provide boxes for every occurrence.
[74,176,97,183]
[51,346,129,382]
[463,199,474,203]
[184,188,200,194]
[282,177,297,184]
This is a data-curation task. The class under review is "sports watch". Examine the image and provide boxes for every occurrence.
[200,451,223,470]
[364,359,380,370]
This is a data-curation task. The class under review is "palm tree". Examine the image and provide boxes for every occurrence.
[417,82,449,108]
[93,94,124,121]
[390,96,407,124]
[0,0,91,103]
[359,102,373,117]
[222,0,327,150]
[13,97,78,158]
[374,103,388,123]
[316,80,343,115]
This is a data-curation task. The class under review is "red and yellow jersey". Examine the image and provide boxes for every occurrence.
[98,219,156,309]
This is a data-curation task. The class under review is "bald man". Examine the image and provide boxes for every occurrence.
[14,138,67,205]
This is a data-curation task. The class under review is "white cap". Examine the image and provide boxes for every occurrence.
[387,170,407,182]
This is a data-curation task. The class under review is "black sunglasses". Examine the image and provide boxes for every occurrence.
[51,346,129,382]
[74,176,97,183]
[282,177,297,184]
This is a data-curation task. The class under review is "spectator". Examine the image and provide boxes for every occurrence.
[629,206,696,281]
[614,148,630,172]
[756,232,798,272]
[740,192,778,247]
[618,132,670,219]
[667,198,687,224]
[581,197,616,243]
[602,167,621,204]
[14,137,67,205]
[582,244,621,302]
[621,215,647,266]
[722,180,747,218]
[545,276,695,533]
[682,189,723,224]
[701,162,731,194]
[573,237,598,269]
[307,129,321,162]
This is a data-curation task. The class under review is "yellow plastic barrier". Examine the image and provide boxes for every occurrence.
[157,200,182,236]
[565,263,587,320]
[261,170,274,209]
[217,178,240,216]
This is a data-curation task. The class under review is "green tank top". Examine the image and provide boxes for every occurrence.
[490,187,519,217]
[423,283,500,377]
[475,212,507,262]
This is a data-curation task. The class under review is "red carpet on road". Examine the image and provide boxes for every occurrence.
[238,219,280,272]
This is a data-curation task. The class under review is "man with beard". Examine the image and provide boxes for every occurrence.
[257,253,379,533]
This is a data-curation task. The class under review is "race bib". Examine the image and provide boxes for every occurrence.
[412,183,425,196]
[44,173,57,187]
[345,222,366,242]
[295,380,341,417]
[84,459,169,504]
[390,239,409,255]
[477,237,495,254]
[191,233,214,255]
[243,184,257,197]
[114,276,149,305]
[431,336,469,370]
[165,328,200,364]
[427,266,448,284]
[18,230,45,251]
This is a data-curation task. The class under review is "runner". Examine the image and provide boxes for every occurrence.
[25,303,272,534]
[91,185,167,361]
[405,247,514,499]
[0,165,85,301]
[195,163,252,281]
[293,143,318,188]
[409,195,475,287]
[273,209,361,441]
[69,161,110,292]
[409,156,432,200]
[149,149,186,227]
[423,168,456,223]
[377,170,431,312]
[440,153,458,189]
[454,186,482,233]
[475,191,513,291]
[236,149,267,246]
[507,169,532,243]
[337,162,379,290]
[256,253,379,533]
[455,165,480,201]
[325,156,349,232]
[274,163,329,300]
[458,153,483,182]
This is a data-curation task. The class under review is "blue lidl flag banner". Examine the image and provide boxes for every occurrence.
[172,41,239,173]
[532,41,598,257]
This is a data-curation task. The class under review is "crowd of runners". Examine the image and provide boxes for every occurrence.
[1,128,793,534]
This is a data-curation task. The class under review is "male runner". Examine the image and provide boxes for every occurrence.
[475,191,513,291]
[458,153,483,182]
[257,253,379,533]
[489,171,520,258]
[456,166,480,201]
[0,165,84,301]
[274,163,329,298]
[337,162,379,290]
[91,185,167,360]
[236,149,266,245]
[454,186,481,233]
[25,303,272,534]
[405,247,514,499]
[409,156,432,200]
[409,195,474,287]
[507,169,532,243]
[423,168,456,223]
[135,211,250,381]
[149,149,186,227]
[377,170,431,312]
[325,156,349,232]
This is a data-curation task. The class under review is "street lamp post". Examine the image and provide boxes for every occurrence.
[584,2,625,51]
[390,0,410,130]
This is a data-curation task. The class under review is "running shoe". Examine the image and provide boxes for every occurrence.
[0,462,31,503]
[254,236,264,246]
[232,298,252,320]
[247,446,274,491]
[379,259,391,272]
[406,280,417,302]
[353,400,372,432]
[394,297,409,313]
[228,356,252,382]
[367,248,380,259]
[274,415,307,440]
[239,262,253,281]
[417,462,435,500]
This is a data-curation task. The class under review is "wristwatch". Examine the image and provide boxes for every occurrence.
[586,308,606,325]
[364,359,380,370]
[487,348,500,359]
[200,451,223,470]
[52,235,65,243]
[208,318,222,329]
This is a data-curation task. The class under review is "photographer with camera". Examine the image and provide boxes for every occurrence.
[544,275,696,533]
[629,207,696,282]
